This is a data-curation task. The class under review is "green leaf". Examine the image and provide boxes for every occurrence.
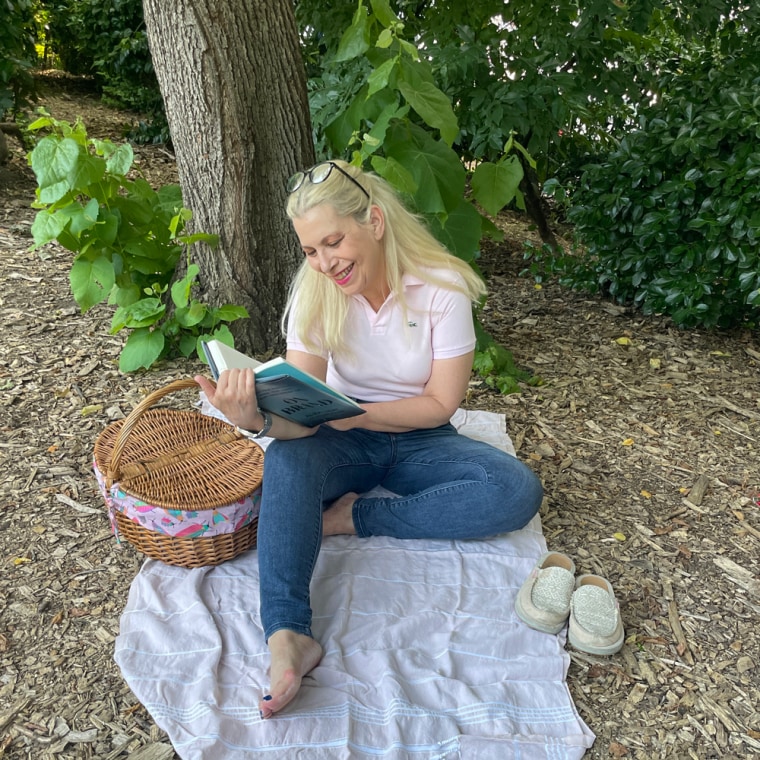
[397,61,458,146]
[111,297,165,331]
[70,255,116,312]
[367,57,397,97]
[384,121,465,214]
[123,239,182,274]
[169,210,186,238]
[359,102,408,160]
[175,232,219,247]
[130,177,159,202]
[170,263,200,308]
[108,281,142,307]
[31,209,66,246]
[179,333,198,357]
[426,199,483,263]
[113,195,158,227]
[56,226,85,253]
[106,142,134,175]
[95,208,120,246]
[335,2,370,62]
[369,0,398,27]
[155,184,184,216]
[63,198,100,236]
[70,154,106,193]
[471,157,524,217]
[173,301,207,328]
[212,304,249,322]
[27,116,55,132]
[119,328,166,372]
[370,154,417,196]
[376,28,394,49]
[398,39,419,60]
[31,136,81,204]
[196,325,235,363]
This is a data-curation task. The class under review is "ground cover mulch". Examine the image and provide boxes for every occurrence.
[1,76,759,759]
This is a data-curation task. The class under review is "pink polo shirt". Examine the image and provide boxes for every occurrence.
[286,270,476,402]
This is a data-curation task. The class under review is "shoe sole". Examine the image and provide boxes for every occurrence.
[514,593,568,635]
[567,628,624,655]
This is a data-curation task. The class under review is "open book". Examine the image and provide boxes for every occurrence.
[201,340,365,428]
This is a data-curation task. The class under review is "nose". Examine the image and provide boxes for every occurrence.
[316,250,335,273]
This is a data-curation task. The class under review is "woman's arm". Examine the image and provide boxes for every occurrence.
[326,351,474,434]
[285,349,329,381]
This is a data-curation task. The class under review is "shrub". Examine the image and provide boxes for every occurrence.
[29,114,247,371]
[0,0,38,115]
[44,0,166,141]
[562,49,760,329]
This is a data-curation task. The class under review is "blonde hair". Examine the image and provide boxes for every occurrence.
[283,160,486,355]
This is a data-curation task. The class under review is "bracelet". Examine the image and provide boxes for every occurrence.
[250,408,273,438]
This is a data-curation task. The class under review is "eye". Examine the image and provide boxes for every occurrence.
[327,236,344,248]
[303,249,317,257]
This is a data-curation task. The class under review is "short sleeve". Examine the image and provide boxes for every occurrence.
[429,283,476,360]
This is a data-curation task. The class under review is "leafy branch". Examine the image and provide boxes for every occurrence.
[318,0,534,391]
[28,112,247,372]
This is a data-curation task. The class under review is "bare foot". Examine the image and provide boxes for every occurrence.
[259,630,323,719]
[323,492,359,536]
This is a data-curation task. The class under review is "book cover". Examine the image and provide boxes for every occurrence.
[201,340,365,428]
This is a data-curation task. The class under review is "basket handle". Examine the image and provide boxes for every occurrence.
[106,378,214,488]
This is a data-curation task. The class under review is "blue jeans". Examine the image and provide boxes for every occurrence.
[257,423,543,641]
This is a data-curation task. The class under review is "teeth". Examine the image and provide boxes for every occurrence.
[335,264,353,280]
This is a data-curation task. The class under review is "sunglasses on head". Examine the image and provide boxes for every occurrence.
[287,161,370,199]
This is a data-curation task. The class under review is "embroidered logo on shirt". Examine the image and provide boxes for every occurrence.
[407,321,418,327]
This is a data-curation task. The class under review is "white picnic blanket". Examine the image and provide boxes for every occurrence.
[114,409,595,759]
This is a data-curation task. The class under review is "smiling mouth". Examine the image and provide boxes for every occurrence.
[334,263,354,285]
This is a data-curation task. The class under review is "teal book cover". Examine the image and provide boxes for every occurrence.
[201,340,365,428]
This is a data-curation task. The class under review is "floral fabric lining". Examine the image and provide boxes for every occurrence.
[93,460,261,541]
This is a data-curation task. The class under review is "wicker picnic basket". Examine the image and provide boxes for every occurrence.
[93,378,264,568]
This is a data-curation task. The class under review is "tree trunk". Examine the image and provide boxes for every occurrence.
[142,0,314,355]
[517,153,558,252]
[0,123,26,164]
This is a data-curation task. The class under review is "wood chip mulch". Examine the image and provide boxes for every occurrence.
[1,80,758,759]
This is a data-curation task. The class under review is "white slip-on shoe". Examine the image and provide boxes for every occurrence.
[515,551,576,634]
[568,574,625,655]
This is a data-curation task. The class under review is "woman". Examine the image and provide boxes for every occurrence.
[195,160,543,719]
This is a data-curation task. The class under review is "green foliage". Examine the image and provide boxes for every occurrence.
[547,46,760,329]
[28,114,247,371]
[299,0,655,189]
[298,0,760,210]
[308,0,531,264]
[41,0,166,141]
[474,322,539,395]
[0,0,38,115]
[306,0,537,392]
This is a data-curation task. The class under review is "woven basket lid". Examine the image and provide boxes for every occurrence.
[93,382,264,511]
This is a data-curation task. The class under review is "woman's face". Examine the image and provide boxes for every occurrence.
[293,204,388,308]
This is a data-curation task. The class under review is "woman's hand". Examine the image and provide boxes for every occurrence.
[195,369,320,440]
[194,369,264,431]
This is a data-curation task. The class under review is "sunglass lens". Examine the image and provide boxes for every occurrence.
[286,171,306,193]
[310,163,334,184]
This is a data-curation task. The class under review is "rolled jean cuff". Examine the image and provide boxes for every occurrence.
[352,497,371,538]
[264,621,313,643]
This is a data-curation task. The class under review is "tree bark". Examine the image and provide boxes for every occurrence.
[0,123,26,164]
[142,0,314,354]
[517,153,558,251]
